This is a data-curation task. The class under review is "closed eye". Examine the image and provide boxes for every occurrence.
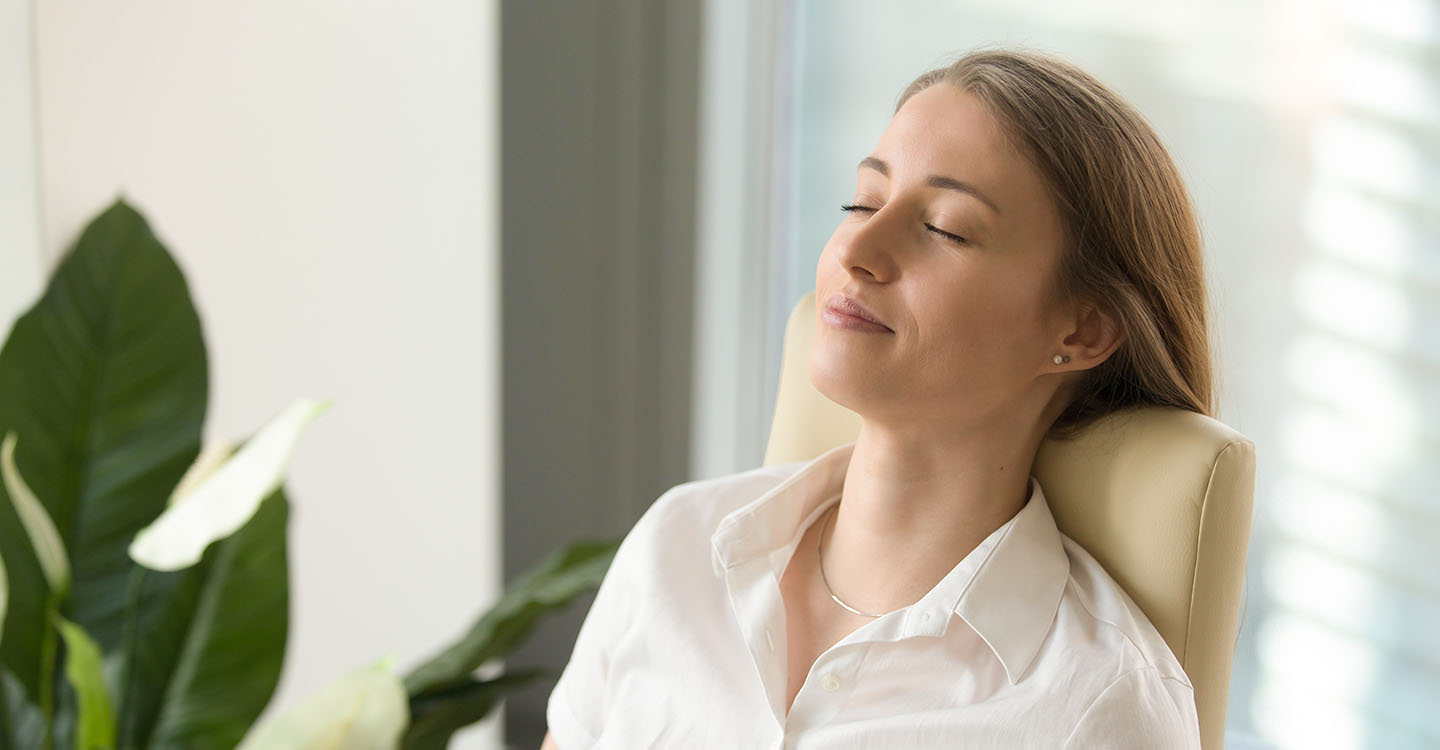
[925,223,967,244]
[840,204,968,245]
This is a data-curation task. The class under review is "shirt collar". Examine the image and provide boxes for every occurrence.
[710,441,1069,685]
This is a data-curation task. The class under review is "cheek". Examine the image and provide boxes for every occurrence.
[814,235,849,292]
[922,271,1050,365]
[816,229,845,268]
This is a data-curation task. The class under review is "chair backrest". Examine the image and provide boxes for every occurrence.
[763,291,1256,750]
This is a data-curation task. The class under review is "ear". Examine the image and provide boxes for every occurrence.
[1054,299,1124,371]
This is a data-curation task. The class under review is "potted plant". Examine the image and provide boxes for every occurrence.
[0,199,615,749]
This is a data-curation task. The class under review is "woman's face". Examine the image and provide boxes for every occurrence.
[810,83,1072,428]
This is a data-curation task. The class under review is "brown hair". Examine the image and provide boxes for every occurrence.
[897,48,1215,438]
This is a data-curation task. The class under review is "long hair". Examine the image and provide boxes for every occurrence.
[897,48,1215,437]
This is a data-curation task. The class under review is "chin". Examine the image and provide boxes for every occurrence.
[808,346,886,415]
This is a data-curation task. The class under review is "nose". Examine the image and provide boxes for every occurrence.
[833,205,901,282]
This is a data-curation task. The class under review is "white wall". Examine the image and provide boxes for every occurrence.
[0,0,41,338]
[32,2,502,747]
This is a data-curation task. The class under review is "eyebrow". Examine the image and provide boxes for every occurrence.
[858,156,1002,216]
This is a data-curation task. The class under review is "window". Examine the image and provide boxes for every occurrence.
[756,0,1440,746]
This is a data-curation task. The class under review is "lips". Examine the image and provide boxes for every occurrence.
[825,293,891,331]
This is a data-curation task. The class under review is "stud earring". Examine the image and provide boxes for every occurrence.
[1052,354,1071,364]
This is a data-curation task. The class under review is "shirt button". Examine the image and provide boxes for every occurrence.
[821,673,842,692]
[919,611,932,622]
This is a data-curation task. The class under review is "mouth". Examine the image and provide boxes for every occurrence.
[824,293,892,332]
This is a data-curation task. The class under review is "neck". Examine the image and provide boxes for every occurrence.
[817,415,1047,615]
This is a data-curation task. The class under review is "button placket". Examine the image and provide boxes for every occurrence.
[789,647,865,729]
[812,650,856,695]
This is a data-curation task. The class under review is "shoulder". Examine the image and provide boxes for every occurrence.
[612,460,805,569]
[1061,665,1200,749]
[1049,535,1200,747]
[1055,533,1192,684]
[638,461,804,536]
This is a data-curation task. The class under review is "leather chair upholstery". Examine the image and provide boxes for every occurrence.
[762,291,1257,750]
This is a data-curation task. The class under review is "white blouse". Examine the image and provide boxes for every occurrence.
[546,441,1202,749]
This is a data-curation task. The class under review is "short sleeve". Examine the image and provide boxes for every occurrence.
[1062,668,1201,750]
[546,489,672,749]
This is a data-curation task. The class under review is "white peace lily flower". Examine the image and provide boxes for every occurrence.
[128,397,330,572]
[166,438,237,508]
[236,655,408,750]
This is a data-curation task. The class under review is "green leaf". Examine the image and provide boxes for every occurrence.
[403,539,619,698]
[52,615,114,750]
[129,397,328,571]
[1,669,47,749]
[1,433,70,598]
[0,197,208,703]
[401,670,547,750]
[237,657,408,750]
[115,489,289,749]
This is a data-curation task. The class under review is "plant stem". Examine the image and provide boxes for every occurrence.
[39,594,57,750]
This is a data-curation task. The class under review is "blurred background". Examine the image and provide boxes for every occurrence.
[2,0,1437,748]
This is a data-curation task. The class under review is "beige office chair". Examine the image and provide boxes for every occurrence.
[763,291,1256,750]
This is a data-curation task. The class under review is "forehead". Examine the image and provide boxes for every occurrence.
[870,84,1043,214]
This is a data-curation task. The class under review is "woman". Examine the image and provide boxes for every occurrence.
[544,47,1210,749]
